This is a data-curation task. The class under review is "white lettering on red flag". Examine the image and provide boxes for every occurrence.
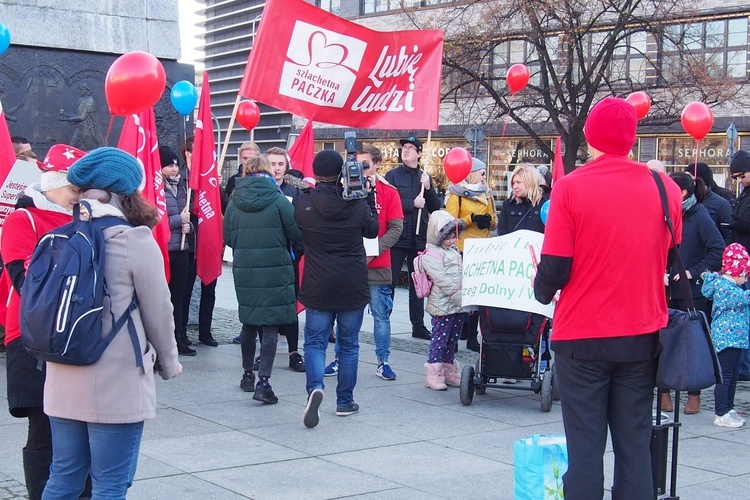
[239,0,443,130]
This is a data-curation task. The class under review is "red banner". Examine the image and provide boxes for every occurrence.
[239,0,443,130]
[0,102,14,183]
[191,72,223,285]
[117,110,171,281]
[288,119,315,179]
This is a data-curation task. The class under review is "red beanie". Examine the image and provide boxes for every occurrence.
[584,97,637,156]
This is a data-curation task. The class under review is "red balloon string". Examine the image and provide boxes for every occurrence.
[105,115,115,146]
[501,93,516,139]
[693,139,700,178]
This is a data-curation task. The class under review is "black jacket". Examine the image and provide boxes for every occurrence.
[731,187,750,250]
[701,189,732,245]
[497,194,548,236]
[668,202,724,301]
[294,183,379,311]
[384,164,439,250]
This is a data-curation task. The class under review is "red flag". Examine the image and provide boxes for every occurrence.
[0,100,15,183]
[117,109,171,280]
[288,119,315,179]
[552,136,565,186]
[191,73,223,285]
[239,0,443,130]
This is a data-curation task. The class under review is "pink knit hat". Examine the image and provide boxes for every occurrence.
[722,243,750,277]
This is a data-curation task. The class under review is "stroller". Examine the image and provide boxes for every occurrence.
[460,305,558,412]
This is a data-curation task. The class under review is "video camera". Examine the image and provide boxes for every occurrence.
[342,131,367,201]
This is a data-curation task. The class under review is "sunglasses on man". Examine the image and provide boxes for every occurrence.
[732,172,747,180]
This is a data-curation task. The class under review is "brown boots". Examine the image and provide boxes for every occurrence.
[660,392,673,412]
[684,394,701,414]
[660,392,700,414]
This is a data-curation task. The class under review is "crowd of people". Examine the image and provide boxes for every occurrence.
[2,99,750,498]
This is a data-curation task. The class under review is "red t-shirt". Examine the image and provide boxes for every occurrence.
[368,179,404,269]
[541,156,682,340]
[1,207,72,344]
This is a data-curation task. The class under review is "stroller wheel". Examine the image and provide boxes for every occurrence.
[473,358,486,395]
[551,362,560,401]
[460,365,475,405]
[541,371,553,412]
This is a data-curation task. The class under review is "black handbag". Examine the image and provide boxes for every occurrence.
[652,171,722,391]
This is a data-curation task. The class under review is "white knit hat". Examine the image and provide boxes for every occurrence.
[40,171,72,192]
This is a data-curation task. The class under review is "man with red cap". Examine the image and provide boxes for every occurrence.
[534,97,683,499]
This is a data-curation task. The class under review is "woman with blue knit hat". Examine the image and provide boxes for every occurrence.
[42,147,182,499]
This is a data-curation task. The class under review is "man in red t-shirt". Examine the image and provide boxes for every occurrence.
[534,97,682,499]
[360,145,403,380]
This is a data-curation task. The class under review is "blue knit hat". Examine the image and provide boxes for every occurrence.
[67,147,143,195]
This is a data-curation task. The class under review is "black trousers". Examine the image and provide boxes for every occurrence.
[555,353,656,500]
[168,251,190,338]
[389,246,425,329]
[182,252,217,335]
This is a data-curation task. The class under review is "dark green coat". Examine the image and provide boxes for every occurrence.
[223,175,302,326]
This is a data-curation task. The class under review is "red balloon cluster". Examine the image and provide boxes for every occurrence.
[681,102,714,141]
[625,91,651,120]
[237,100,261,131]
[105,52,166,116]
[444,147,473,184]
[506,64,530,93]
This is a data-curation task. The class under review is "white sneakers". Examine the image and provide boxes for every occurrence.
[713,410,746,428]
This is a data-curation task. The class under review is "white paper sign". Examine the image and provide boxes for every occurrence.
[363,237,379,257]
[0,159,41,228]
[462,230,554,318]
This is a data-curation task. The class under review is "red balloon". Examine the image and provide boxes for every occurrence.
[681,102,714,141]
[105,52,166,116]
[444,147,473,184]
[237,100,260,131]
[506,64,530,93]
[625,91,651,120]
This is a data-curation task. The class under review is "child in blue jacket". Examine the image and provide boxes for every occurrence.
[701,242,750,428]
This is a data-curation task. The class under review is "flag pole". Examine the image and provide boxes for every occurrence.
[415,129,432,235]
[217,94,242,179]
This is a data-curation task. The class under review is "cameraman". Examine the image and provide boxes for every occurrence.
[384,136,440,339]
[295,150,379,428]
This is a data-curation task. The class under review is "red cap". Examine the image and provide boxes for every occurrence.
[38,144,86,173]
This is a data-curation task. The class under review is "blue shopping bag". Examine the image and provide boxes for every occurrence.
[514,434,567,500]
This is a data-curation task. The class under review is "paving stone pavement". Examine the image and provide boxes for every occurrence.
[1,264,749,499]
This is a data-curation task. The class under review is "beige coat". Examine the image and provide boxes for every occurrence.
[44,201,180,424]
[421,210,464,317]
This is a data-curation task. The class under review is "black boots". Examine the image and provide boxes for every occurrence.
[175,332,196,356]
[23,449,52,500]
[411,325,432,340]
[198,332,218,347]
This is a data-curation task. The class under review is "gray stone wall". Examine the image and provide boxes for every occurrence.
[0,0,180,60]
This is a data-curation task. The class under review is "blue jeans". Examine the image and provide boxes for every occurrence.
[42,418,144,500]
[370,285,393,363]
[304,307,364,408]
